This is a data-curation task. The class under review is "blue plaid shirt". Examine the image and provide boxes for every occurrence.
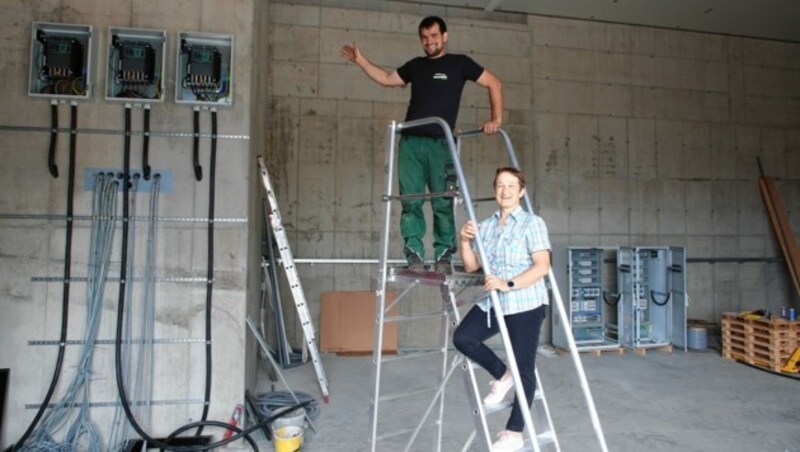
[473,206,551,315]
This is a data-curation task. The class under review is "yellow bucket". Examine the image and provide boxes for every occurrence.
[274,425,304,452]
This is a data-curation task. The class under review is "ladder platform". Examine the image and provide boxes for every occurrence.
[387,266,484,287]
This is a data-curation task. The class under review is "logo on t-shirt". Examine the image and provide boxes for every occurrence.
[433,73,448,80]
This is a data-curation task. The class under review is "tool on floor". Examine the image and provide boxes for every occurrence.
[222,404,244,440]
[368,117,608,452]
[782,347,800,373]
[257,156,330,403]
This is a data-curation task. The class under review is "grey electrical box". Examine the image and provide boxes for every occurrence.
[106,27,166,102]
[553,247,621,351]
[175,32,233,106]
[29,22,93,99]
[618,246,687,351]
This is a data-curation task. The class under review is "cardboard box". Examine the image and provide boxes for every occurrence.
[320,291,398,354]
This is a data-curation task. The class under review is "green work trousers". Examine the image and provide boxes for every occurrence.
[398,135,457,261]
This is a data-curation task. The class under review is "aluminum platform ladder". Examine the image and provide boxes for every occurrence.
[369,118,609,452]
[257,156,330,402]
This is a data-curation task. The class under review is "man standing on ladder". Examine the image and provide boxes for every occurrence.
[341,16,503,273]
[455,167,551,451]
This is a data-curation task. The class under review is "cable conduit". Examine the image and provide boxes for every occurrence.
[12,103,76,451]
[196,108,217,436]
[47,101,58,178]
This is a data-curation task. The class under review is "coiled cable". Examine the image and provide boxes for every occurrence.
[253,391,320,422]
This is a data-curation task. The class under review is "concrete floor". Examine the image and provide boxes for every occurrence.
[250,339,800,452]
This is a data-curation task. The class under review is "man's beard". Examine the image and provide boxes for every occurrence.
[425,45,444,57]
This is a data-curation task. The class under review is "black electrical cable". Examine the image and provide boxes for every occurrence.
[112,105,255,452]
[650,289,671,306]
[602,291,621,307]
[162,400,310,452]
[165,422,257,451]
[143,106,151,180]
[47,102,58,177]
[196,109,217,436]
[193,108,202,181]
[12,103,78,451]
[113,105,275,451]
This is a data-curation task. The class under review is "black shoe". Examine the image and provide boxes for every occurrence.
[405,248,426,272]
[434,251,452,274]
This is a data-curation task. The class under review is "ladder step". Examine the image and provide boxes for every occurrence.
[384,311,446,323]
[480,392,544,418]
[375,425,427,442]
[537,430,556,446]
[513,431,557,452]
[379,385,437,403]
[466,362,543,401]
[481,400,513,416]
[381,349,443,364]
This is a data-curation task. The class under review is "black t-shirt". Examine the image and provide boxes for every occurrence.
[396,53,484,137]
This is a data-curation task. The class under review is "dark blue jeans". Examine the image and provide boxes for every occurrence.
[453,304,547,432]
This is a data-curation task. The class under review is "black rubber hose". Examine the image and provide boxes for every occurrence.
[193,108,202,181]
[143,106,151,180]
[47,102,58,178]
[13,103,78,451]
[196,109,217,436]
[162,400,310,452]
[165,421,257,452]
[603,291,621,307]
[650,290,671,306]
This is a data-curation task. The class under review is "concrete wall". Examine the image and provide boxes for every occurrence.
[264,0,800,349]
[0,0,255,447]
[0,0,798,446]
[531,18,800,321]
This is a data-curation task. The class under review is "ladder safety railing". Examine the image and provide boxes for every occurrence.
[444,121,542,451]
[544,268,609,452]
[370,116,608,452]
[454,122,607,451]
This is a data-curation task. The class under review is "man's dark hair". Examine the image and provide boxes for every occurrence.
[419,16,447,34]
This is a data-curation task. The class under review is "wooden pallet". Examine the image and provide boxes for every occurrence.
[722,312,799,372]
[633,344,673,356]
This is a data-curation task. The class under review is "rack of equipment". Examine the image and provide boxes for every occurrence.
[618,246,687,351]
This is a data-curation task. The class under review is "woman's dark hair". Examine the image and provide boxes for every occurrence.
[419,16,447,34]
[493,166,526,189]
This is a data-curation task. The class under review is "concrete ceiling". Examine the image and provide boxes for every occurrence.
[416,0,799,43]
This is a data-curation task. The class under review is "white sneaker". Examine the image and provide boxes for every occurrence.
[491,430,523,451]
[483,374,514,406]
